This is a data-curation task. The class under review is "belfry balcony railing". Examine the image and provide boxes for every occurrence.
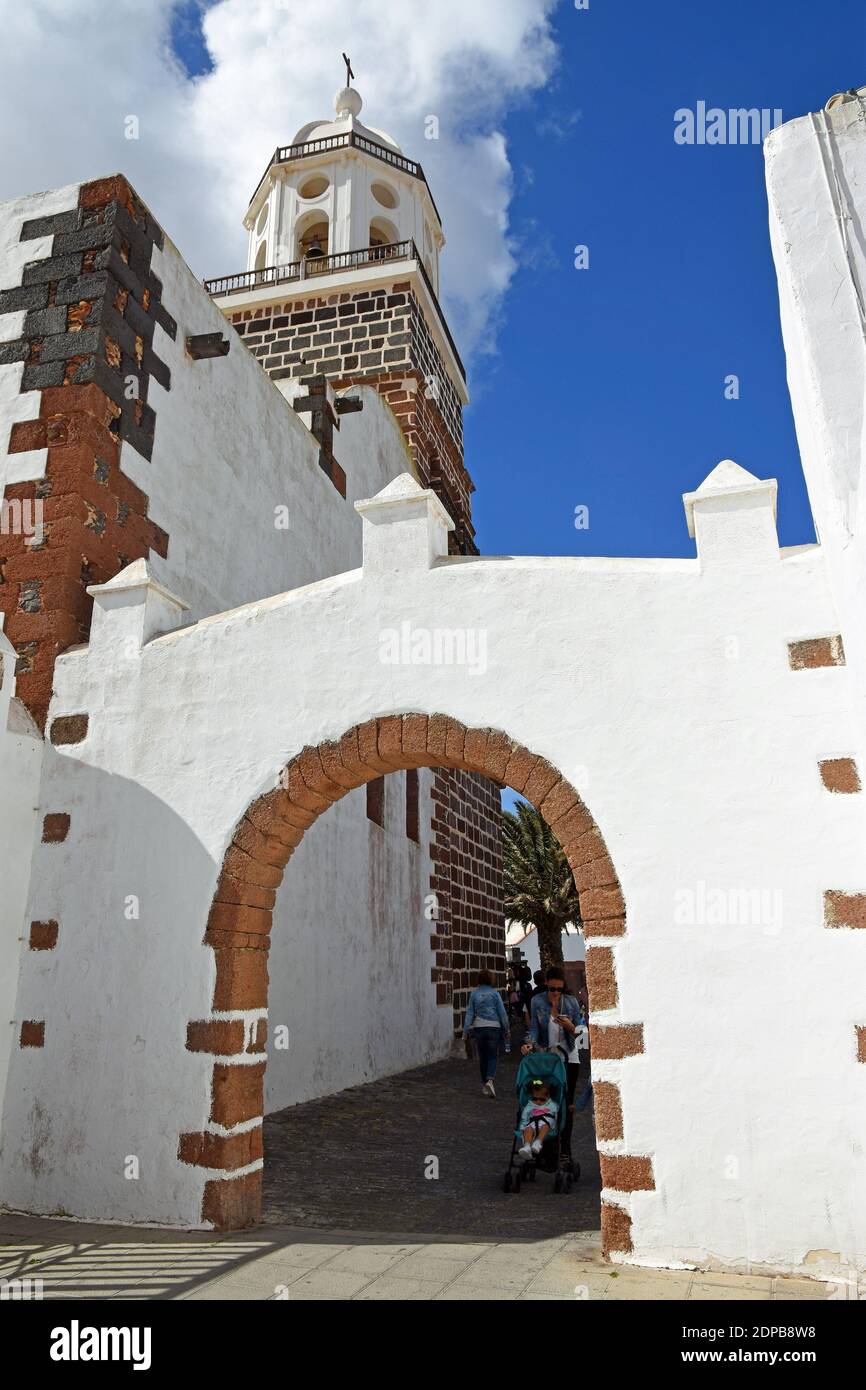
[204,239,464,382]
[248,130,442,225]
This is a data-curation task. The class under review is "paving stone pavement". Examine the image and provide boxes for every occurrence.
[0,1216,834,1301]
[0,1052,837,1300]
[261,1047,601,1236]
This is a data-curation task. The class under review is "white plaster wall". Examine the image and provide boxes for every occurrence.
[1,469,862,1277]
[0,187,444,1215]
[0,633,43,1146]
[766,99,866,748]
[122,232,418,624]
[0,183,80,487]
[265,767,448,1114]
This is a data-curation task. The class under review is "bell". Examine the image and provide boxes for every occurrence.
[305,235,324,259]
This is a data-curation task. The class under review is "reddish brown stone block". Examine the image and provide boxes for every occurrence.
[580,885,625,922]
[202,1170,262,1229]
[824,892,866,930]
[461,726,489,772]
[788,636,846,670]
[296,745,346,802]
[376,715,405,765]
[8,419,47,452]
[356,720,392,774]
[212,946,269,1012]
[585,946,618,1011]
[179,1126,262,1170]
[601,1202,633,1256]
[565,828,607,869]
[481,729,513,782]
[571,856,618,892]
[582,916,626,938]
[210,1061,266,1128]
[186,1019,247,1054]
[244,797,305,850]
[594,1081,623,1141]
[443,717,467,766]
[590,1023,644,1059]
[222,844,283,890]
[856,1026,866,1064]
[539,778,580,828]
[402,714,431,763]
[425,714,451,763]
[522,758,560,809]
[282,760,332,814]
[29,920,58,951]
[600,1154,655,1192]
[20,1020,45,1047]
[41,813,70,843]
[818,758,861,794]
[213,869,276,912]
[206,902,272,940]
[502,745,538,793]
[49,713,88,745]
[231,817,292,869]
[318,739,366,789]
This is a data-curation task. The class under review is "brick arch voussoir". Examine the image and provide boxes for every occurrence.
[183,713,650,1248]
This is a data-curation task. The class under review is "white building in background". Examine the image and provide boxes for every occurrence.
[505,921,586,976]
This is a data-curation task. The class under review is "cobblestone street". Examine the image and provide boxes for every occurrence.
[0,1049,834,1303]
[261,1048,602,1237]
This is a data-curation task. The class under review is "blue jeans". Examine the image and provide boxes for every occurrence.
[472,1027,501,1082]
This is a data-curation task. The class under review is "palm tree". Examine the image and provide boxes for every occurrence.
[502,799,580,971]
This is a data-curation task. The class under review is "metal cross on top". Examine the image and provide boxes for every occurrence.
[342,52,354,85]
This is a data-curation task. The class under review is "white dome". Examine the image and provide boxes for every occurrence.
[289,87,402,153]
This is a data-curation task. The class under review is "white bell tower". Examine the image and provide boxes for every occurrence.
[244,83,443,294]
[207,66,475,553]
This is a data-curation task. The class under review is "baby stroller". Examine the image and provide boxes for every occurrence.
[503,1050,580,1194]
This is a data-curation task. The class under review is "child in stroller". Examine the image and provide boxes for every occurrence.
[517,1079,558,1160]
[503,1051,579,1194]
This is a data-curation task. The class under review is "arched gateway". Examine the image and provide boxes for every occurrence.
[190,713,643,1254]
[2,466,863,1281]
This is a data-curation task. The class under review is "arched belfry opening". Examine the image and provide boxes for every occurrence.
[369,216,399,250]
[181,714,650,1255]
[296,211,329,262]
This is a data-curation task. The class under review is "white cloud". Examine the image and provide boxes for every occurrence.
[0,0,560,362]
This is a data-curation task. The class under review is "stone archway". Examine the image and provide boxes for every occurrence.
[181,714,653,1254]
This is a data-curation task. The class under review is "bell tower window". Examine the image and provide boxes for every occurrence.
[369,217,398,258]
[298,173,330,201]
[371,181,399,210]
[297,214,329,262]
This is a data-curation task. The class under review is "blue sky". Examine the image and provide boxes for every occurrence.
[465,0,864,560]
[169,2,864,562]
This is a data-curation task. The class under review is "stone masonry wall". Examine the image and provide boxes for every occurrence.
[429,766,505,1034]
[225,279,476,554]
[0,175,172,727]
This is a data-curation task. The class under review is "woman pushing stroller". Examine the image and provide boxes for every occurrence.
[522,964,584,1160]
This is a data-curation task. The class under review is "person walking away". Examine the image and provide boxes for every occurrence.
[462,969,509,1098]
